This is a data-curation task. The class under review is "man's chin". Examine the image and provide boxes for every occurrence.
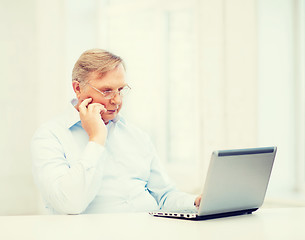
[101,112,117,124]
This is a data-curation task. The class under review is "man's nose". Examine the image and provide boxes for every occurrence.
[110,92,122,105]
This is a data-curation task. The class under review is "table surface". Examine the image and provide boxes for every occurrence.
[0,207,304,240]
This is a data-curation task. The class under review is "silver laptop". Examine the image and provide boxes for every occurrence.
[149,146,277,220]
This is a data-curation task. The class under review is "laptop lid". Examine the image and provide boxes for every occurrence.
[198,147,276,216]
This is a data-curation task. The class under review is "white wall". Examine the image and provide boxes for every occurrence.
[0,0,40,215]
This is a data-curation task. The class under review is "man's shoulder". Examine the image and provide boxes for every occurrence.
[33,108,72,139]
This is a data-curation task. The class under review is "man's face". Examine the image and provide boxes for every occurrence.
[74,64,126,124]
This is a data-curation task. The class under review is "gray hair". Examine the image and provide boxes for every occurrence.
[72,48,125,85]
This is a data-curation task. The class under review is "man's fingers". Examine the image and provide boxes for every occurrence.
[88,102,107,114]
[195,195,202,208]
[79,98,92,114]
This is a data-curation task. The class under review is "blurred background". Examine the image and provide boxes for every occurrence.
[0,0,304,215]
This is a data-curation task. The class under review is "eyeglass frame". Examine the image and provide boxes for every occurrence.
[85,82,131,100]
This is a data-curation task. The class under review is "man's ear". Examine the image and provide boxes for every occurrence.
[72,80,81,98]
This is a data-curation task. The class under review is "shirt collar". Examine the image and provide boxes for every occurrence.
[65,99,121,129]
[66,99,82,129]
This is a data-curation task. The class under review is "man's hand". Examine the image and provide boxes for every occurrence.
[194,195,202,209]
[79,98,108,146]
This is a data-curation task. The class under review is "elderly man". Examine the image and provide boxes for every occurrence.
[31,49,201,214]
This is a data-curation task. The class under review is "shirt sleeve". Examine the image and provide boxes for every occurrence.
[31,126,106,214]
[146,139,197,212]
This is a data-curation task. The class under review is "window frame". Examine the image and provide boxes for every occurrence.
[295,0,305,192]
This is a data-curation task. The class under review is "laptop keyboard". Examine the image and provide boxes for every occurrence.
[176,208,198,214]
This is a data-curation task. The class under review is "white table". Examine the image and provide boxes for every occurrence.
[0,208,304,240]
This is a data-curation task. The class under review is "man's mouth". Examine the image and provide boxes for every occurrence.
[106,109,117,113]
[105,105,119,114]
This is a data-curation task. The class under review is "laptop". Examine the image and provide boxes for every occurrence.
[149,146,277,220]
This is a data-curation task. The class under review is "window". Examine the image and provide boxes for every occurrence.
[257,0,305,199]
[99,1,200,161]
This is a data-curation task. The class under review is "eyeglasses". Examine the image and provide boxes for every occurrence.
[86,83,131,99]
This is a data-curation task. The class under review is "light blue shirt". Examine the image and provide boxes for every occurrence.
[31,100,196,214]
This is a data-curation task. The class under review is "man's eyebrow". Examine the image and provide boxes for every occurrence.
[99,84,127,90]
[100,86,112,90]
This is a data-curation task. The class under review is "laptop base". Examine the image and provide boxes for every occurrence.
[150,208,258,221]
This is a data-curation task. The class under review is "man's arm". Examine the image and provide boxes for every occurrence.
[146,139,200,211]
[31,99,108,214]
[31,129,106,214]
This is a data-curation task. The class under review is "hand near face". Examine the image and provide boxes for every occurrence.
[79,98,108,146]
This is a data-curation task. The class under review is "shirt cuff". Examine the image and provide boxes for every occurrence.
[79,141,105,170]
[184,194,198,211]
[169,193,198,211]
